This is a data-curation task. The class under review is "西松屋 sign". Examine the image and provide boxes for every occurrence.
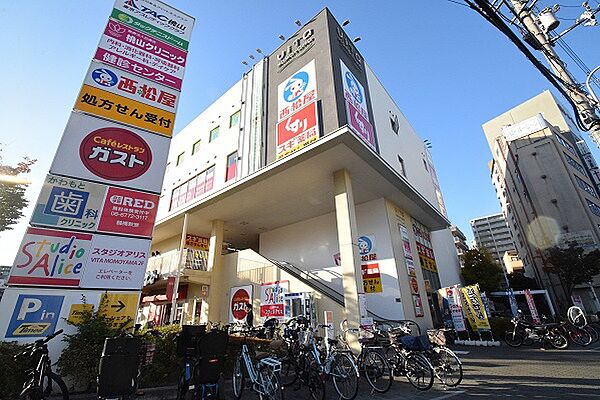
[277,60,317,122]
[50,112,169,194]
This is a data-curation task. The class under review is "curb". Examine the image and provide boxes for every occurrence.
[51,386,177,400]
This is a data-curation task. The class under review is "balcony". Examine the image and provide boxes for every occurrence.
[147,249,209,278]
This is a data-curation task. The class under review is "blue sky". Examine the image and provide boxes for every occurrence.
[0,0,598,264]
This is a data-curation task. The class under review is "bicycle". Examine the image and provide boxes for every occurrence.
[338,320,393,394]
[17,329,69,400]
[425,329,463,387]
[231,326,284,400]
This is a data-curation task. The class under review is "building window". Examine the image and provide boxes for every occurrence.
[170,165,216,211]
[209,126,220,142]
[226,151,237,182]
[176,152,185,166]
[587,199,600,217]
[192,140,201,155]
[230,110,241,128]
[398,156,406,177]
[564,152,586,175]
[556,134,576,154]
[423,159,428,171]
[575,175,598,198]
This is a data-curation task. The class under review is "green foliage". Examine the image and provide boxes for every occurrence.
[462,248,504,293]
[56,296,128,392]
[545,244,600,299]
[0,146,36,232]
[138,324,182,388]
[0,341,34,400]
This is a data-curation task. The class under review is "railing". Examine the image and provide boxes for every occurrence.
[147,249,209,277]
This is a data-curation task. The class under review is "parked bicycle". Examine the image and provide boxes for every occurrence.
[17,329,69,400]
[338,320,393,394]
[504,310,568,349]
[231,326,284,400]
[425,328,463,387]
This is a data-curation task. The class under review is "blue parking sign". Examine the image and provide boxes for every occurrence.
[6,294,64,338]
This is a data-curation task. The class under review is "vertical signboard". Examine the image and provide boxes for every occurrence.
[259,280,289,320]
[340,60,376,150]
[2,0,194,345]
[230,285,253,323]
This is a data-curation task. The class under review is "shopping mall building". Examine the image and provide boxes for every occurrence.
[139,8,461,331]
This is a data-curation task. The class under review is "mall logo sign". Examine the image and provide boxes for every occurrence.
[277,29,316,71]
[336,26,363,70]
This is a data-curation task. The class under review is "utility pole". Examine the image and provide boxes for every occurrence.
[509,0,600,146]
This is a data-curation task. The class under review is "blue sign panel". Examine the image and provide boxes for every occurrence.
[6,294,64,338]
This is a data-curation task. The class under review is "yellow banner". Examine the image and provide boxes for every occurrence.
[98,292,139,330]
[419,255,438,272]
[75,84,175,137]
[67,304,94,325]
[460,285,491,331]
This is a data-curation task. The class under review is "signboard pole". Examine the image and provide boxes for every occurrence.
[170,212,189,324]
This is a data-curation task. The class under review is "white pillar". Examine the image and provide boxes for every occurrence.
[169,213,189,324]
[333,170,363,332]
[206,220,225,322]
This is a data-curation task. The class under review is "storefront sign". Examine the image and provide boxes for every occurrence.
[346,100,375,150]
[340,60,368,118]
[460,285,491,331]
[31,175,106,232]
[75,84,175,137]
[50,112,169,194]
[185,234,209,251]
[276,101,319,159]
[80,235,150,289]
[277,29,316,71]
[113,0,194,44]
[410,277,420,295]
[260,280,288,319]
[361,263,382,293]
[97,187,159,237]
[412,294,424,317]
[524,289,540,324]
[358,235,377,261]
[84,60,180,112]
[230,285,253,323]
[8,228,92,287]
[6,294,64,338]
[278,60,317,121]
[67,303,94,324]
[445,286,467,332]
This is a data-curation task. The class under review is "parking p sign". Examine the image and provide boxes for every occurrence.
[6,294,64,338]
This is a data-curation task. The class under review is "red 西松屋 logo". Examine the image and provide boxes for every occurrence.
[79,127,152,181]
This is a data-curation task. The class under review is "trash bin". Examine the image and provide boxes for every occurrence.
[97,336,142,398]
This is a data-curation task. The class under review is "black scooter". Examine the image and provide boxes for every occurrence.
[504,310,569,349]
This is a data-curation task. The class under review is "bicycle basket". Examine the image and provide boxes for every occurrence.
[177,324,207,357]
[427,329,447,346]
[399,335,431,351]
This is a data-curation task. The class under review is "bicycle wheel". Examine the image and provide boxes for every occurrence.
[363,349,393,393]
[404,353,434,391]
[232,356,245,399]
[331,352,359,400]
[384,346,402,377]
[430,347,463,387]
[306,368,325,400]
[504,330,524,347]
[568,326,592,346]
[583,325,599,344]
[41,372,68,400]
[279,352,298,387]
[548,330,569,350]
[177,371,192,400]
[258,365,284,400]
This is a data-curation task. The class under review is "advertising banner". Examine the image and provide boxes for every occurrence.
[84,60,180,112]
[97,186,159,237]
[80,234,150,289]
[31,175,106,233]
[98,291,140,329]
[346,100,376,150]
[361,263,383,293]
[50,112,169,194]
[259,280,289,319]
[507,288,519,316]
[460,285,491,331]
[230,285,253,323]
[31,175,159,238]
[113,0,194,45]
[75,84,175,137]
[277,60,317,121]
[412,294,424,317]
[8,228,92,287]
[340,60,376,150]
[524,289,541,324]
[445,286,467,332]
[185,234,210,251]
[276,101,319,160]
[358,235,377,261]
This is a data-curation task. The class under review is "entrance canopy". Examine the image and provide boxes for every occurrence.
[153,127,449,248]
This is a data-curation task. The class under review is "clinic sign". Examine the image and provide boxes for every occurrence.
[31,174,159,238]
[50,112,169,194]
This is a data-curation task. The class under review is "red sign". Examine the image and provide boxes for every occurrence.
[166,276,175,302]
[276,101,319,159]
[231,287,251,321]
[79,127,152,181]
[361,263,381,279]
[347,101,376,150]
[410,277,420,295]
[260,304,284,318]
[98,187,159,237]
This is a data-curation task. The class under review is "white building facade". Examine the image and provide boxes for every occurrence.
[141,8,462,331]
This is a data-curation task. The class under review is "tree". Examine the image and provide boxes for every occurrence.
[507,272,539,290]
[0,146,36,232]
[461,248,504,293]
[545,244,600,300]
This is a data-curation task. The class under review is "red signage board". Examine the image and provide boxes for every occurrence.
[98,187,159,237]
[276,101,319,159]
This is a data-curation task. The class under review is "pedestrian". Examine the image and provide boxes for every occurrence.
[245,302,254,328]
